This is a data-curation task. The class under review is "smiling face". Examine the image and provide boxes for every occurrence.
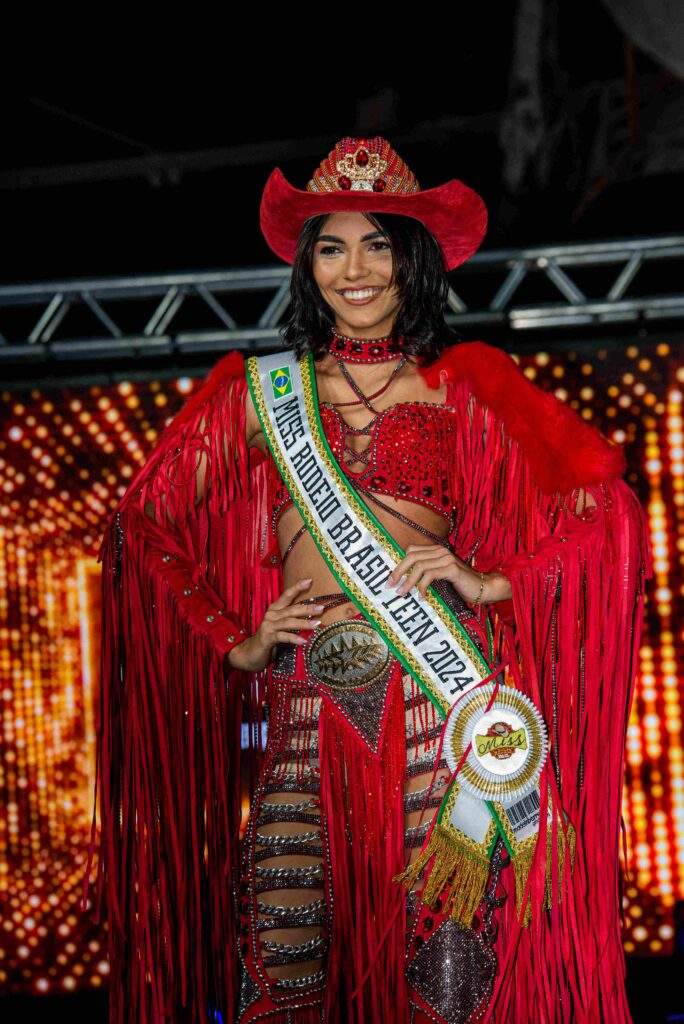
[311,211,402,339]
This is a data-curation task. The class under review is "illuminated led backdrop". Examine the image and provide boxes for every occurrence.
[0,339,681,996]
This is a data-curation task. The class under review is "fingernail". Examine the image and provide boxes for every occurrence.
[301,578,312,584]
[310,619,321,627]
[296,637,307,645]
[313,605,325,612]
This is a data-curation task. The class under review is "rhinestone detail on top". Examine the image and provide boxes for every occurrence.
[270,399,458,534]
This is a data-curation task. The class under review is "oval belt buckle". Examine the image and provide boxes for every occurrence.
[305,618,390,689]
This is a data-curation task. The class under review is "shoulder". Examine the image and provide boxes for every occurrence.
[418,339,514,390]
[418,340,626,494]
[117,350,248,511]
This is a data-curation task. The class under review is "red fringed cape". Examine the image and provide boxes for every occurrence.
[81,340,652,1024]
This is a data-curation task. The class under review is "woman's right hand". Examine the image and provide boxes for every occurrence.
[226,578,325,672]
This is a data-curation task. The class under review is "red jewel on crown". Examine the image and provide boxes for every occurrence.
[324,141,393,194]
[328,327,404,363]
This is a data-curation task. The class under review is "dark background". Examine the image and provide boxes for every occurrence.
[1,2,681,287]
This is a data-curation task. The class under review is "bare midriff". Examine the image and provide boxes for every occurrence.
[274,496,451,626]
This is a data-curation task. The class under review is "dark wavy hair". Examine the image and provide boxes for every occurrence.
[278,211,462,367]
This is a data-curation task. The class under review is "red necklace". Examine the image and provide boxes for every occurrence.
[324,326,408,410]
[327,326,404,363]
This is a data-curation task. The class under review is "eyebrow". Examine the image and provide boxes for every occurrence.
[315,231,387,243]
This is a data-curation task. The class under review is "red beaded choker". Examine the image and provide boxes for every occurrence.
[327,327,404,363]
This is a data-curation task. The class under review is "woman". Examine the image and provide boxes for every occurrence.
[83,137,652,1024]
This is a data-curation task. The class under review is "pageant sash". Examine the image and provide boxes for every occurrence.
[246,351,492,714]
[245,350,574,925]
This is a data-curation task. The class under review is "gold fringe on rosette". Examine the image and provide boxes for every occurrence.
[394,810,577,929]
[393,823,493,927]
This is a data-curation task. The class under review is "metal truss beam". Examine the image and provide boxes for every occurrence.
[0,235,682,368]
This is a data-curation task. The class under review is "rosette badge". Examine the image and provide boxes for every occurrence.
[444,684,548,806]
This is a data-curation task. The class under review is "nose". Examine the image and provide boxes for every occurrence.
[340,246,370,282]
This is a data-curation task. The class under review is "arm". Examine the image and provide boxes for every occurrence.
[474,484,596,611]
[137,503,249,655]
[131,352,256,656]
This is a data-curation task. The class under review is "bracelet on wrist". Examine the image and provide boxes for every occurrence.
[471,570,486,607]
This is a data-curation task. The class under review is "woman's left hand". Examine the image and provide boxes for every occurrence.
[386,543,512,605]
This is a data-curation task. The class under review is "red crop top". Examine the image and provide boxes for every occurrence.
[269,398,459,539]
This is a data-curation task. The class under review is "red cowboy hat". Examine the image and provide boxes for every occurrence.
[259,136,488,273]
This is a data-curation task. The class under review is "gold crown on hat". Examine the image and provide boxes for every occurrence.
[306,136,421,195]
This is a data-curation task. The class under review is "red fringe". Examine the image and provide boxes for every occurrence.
[319,664,410,1024]
[439,375,653,1023]
[81,370,280,1023]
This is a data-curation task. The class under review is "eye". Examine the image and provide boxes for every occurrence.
[316,239,391,257]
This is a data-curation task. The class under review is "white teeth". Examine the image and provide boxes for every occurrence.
[341,288,381,299]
